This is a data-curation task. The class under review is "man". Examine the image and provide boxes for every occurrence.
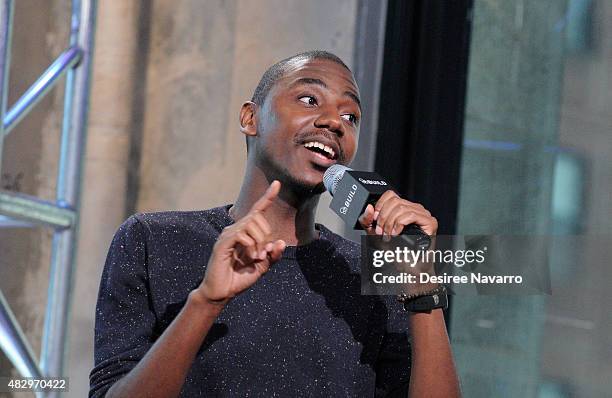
[90,51,460,397]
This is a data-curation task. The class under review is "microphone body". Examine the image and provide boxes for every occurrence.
[324,165,431,250]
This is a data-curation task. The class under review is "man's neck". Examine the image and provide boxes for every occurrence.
[230,168,320,246]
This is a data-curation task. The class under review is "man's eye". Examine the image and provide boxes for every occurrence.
[341,114,358,124]
[298,96,317,106]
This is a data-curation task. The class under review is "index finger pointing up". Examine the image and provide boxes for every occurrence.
[251,180,281,213]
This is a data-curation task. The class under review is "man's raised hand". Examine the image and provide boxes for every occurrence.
[197,180,286,304]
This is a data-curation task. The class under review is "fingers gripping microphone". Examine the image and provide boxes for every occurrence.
[323,164,431,250]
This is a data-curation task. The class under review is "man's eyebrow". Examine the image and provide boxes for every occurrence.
[289,77,362,111]
[289,77,328,90]
[344,91,361,112]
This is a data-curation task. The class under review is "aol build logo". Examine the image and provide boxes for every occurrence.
[340,184,358,214]
[358,177,387,186]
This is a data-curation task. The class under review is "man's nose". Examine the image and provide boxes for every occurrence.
[314,107,344,136]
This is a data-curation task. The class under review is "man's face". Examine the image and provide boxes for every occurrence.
[253,58,361,194]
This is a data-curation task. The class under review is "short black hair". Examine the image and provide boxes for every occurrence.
[251,50,350,106]
[246,50,351,152]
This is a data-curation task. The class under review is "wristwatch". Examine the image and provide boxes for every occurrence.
[397,285,448,312]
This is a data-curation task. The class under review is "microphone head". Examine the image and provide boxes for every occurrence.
[323,164,352,195]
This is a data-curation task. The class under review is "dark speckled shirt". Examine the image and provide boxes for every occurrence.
[89,205,411,397]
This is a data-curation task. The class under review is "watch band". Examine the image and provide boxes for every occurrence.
[398,285,448,313]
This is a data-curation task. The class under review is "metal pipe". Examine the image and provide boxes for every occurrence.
[3,46,82,136]
[41,0,97,383]
[0,215,35,228]
[0,0,13,178]
[0,290,43,379]
[0,190,75,228]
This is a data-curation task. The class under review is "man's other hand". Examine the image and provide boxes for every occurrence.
[358,190,438,237]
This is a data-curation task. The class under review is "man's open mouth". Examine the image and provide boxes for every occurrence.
[302,140,337,160]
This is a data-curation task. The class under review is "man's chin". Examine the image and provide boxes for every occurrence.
[259,154,327,196]
[285,176,326,197]
[308,181,326,195]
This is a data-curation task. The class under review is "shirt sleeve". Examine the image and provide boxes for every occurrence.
[89,215,157,397]
[374,297,412,398]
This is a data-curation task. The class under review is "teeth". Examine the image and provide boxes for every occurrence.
[303,141,336,159]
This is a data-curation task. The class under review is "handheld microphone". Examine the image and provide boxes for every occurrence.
[323,164,431,250]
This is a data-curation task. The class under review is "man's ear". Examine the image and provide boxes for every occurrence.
[240,101,258,138]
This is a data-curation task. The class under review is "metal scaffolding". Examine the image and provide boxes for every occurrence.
[0,0,97,396]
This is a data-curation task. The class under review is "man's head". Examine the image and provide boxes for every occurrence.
[240,51,361,195]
